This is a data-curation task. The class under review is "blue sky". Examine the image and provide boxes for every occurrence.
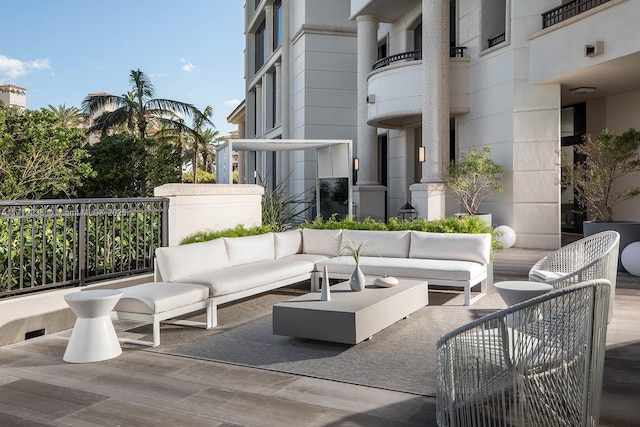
[1,1,245,135]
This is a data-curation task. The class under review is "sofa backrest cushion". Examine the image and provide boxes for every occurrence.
[302,228,342,256]
[155,238,229,282]
[342,230,411,258]
[274,229,303,259]
[409,231,491,265]
[224,233,275,266]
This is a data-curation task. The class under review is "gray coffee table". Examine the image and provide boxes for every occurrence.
[272,277,428,344]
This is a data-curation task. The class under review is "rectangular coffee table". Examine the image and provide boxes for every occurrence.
[272,277,428,344]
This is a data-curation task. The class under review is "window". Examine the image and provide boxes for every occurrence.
[255,19,266,73]
[378,38,387,60]
[413,22,422,51]
[273,0,282,50]
[481,0,507,50]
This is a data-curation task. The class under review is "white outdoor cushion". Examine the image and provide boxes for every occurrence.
[530,269,565,281]
[224,233,275,266]
[302,228,342,256]
[274,229,302,259]
[114,282,210,314]
[155,239,229,283]
[183,258,315,297]
[342,230,410,258]
[316,256,485,282]
[409,231,491,265]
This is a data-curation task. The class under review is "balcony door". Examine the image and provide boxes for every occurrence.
[561,103,586,233]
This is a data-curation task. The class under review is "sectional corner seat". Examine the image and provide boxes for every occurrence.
[113,228,491,346]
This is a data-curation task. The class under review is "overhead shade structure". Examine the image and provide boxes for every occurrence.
[215,139,353,219]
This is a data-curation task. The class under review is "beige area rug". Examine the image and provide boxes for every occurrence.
[134,286,507,397]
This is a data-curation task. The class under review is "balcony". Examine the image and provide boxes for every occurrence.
[542,0,611,29]
[367,50,469,129]
[530,0,640,105]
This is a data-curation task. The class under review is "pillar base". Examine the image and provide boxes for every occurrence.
[410,183,446,220]
[353,185,386,222]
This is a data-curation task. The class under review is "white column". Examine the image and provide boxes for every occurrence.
[255,83,263,138]
[274,62,282,127]
[265,5,274,57]
[412,0,449,220]
[356,14,379,186]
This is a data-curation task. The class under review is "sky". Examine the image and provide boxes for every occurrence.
[1,0,245,136]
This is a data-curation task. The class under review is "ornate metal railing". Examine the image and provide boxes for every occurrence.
[0,198,168,298]
[372,47,467,70]
[542,0,611,28]
[487,33,506,48]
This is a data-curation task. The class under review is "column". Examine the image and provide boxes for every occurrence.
[355,14,379,186]
[274,62,282,127]
[255,83,263,138]
[411,0,449,220]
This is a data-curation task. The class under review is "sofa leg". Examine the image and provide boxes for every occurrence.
[207,301,217,328]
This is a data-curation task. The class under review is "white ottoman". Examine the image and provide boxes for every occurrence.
[113,282,213,347]
[64,289,123,363]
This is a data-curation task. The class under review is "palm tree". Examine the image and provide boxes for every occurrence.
[46,104,87,128]
[199,128,221,173]
[82,69,210,139]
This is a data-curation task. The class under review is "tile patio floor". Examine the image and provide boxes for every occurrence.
[0,247,638,426]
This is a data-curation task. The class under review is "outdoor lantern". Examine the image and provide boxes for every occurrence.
[398,202,418,221]
[418,146,425,163]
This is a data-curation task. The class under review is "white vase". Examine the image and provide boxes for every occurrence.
[320,265,331,301]
[349,261,366,292]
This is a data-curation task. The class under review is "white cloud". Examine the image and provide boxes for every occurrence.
[224,98,241,108]
[180,57,196,72]
[0,55,51,79]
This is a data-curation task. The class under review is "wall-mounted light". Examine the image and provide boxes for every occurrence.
[418,146,425,163]
[253,170,257,184]
[353,158,359,171]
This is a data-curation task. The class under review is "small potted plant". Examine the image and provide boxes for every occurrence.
[447,147,504,227]
[562,128,640,271]
[340,239,367,291]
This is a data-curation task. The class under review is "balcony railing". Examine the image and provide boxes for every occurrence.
[372,47,467,71]
[487,33,506,48]
[0,198,168,298]
[542,0,611,28]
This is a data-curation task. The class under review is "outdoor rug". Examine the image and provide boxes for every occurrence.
[140,288,506,397]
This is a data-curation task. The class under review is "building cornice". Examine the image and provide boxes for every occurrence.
[291,24,356,44]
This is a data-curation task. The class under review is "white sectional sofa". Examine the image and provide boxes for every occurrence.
[114,228,491,346]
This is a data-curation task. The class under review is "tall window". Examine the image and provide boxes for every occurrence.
[255,19,266,73]
[482,0,507,50]
[413,22,422,51]
[273,0,282,50]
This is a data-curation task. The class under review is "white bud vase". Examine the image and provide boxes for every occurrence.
[320,265,331,301]
[349,261,366,292]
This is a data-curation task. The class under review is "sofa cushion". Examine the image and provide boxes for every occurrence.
[342,230,411,258]
[182,258,315,297]
[114,282,210,314]
[155,239,229,283]
[224,233,275,266]
[316,256,486,282]
[302,228,342,256]
[274,229,302,259]
[409,231,491,265]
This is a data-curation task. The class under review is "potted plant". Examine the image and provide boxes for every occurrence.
[562,128,640,271]
[340,239,367,291]
[447,147,504,227]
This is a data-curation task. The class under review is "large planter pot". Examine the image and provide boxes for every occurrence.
[583,221,640,273]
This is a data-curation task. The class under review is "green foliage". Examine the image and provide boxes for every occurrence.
[182,169,216,183]
[564,128,640,222]
[447,147,504,215]
[262,175,314,232]
[0,108,94,199]
[180,224,273,244]
[80,134,180,197]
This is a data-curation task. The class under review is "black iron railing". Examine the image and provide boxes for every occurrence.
[372,47,467,70]
[488,33,506,48]
[0,198,168,298]
[542,0,611,28]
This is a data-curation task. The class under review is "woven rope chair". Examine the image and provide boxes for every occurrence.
[529,230,619,322]
[437,280,610,427]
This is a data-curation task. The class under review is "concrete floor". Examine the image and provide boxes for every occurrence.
[0,247,638,426]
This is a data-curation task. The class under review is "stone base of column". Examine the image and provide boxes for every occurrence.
[353,185,386,222]
[410,183,446,220]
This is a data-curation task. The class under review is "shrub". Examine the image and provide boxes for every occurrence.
[180,224,273,244]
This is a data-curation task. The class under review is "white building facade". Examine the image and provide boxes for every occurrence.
[239,0,640,249]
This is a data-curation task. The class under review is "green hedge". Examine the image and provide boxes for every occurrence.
[182,215,503,257]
